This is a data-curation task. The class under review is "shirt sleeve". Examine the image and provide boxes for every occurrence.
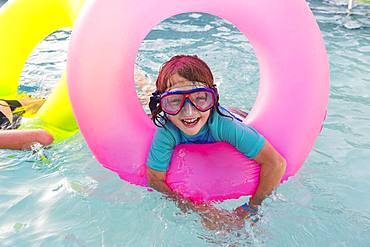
[209,111,266,159]
[147,127,177,172]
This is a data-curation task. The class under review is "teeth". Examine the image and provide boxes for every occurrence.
[183,118,198,123]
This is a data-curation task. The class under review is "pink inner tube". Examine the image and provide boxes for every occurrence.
[67,0,329,202]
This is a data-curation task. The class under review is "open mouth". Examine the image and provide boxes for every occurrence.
[181,117,200,128]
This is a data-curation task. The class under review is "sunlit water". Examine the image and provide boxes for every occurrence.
[1,0,370,246]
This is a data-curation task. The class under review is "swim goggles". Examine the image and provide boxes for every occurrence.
[150,86,217,115]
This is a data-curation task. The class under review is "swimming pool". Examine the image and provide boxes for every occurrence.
[1,0,370,246]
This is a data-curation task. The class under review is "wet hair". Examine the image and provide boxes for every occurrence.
[149,55,229,127]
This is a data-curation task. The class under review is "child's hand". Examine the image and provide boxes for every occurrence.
[234,202,259,224]
[198,206,244,231]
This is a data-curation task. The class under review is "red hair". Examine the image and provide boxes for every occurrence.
[155,55,214,92]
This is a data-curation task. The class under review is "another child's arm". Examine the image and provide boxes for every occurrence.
[0,129,54,150]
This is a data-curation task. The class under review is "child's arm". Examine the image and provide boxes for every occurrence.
[212,111,286,219]
[147,167,244,230]
[147,167,201,212]
[235,140,286,218]
[0,129,54,150]
[250,140,286,205]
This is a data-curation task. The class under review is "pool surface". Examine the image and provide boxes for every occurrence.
[1,0,370,246]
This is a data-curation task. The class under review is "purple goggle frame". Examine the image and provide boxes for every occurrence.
[160,87,217,115]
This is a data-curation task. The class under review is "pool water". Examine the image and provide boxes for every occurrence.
[1,0,370,246]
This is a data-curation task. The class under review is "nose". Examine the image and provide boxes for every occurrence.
[180,99,196,116]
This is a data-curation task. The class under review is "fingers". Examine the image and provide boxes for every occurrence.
[200,208,245,231]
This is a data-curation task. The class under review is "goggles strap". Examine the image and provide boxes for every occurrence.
[210,85,219,107]
[149,90,161,113]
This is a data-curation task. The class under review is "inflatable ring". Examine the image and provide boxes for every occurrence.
[0,0,84,141]
[68,0,329,202]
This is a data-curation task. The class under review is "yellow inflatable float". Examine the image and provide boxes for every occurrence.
[0,0,84,141]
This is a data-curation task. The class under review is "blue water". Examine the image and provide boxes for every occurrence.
[1,0,370,246]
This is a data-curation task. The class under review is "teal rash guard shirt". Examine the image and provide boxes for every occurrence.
[147,109,266,172]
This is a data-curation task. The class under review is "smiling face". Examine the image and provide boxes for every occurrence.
[151,55,216,130]
[166,74,211,136]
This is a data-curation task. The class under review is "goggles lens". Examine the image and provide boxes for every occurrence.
[160,88,215,115]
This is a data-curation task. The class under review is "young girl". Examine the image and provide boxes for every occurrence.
[146,55,286,228]
[0,95,53,149]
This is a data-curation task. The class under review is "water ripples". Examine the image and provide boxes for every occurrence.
[1,0,370,245]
